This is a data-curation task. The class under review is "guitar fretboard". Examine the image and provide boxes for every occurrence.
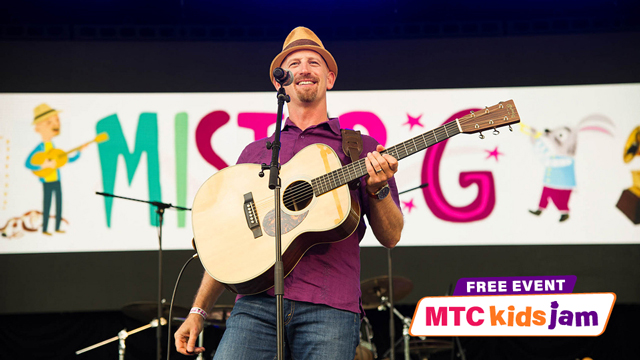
[311,120,460,196]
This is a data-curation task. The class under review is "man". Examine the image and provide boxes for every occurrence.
[175,27,403,359]
[25,103,83,235]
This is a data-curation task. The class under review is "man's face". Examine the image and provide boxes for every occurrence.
[278,50,335,104]
[35,115,60,140]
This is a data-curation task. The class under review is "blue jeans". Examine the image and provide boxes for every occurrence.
[42,181,62,232]
[213,293,360,360]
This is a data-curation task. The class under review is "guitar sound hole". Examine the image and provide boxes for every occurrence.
[283,180,313,212]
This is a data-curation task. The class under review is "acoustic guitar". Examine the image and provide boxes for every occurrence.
[192,100,521,294]
[30,133,109,178]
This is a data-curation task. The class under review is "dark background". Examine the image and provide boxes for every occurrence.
[1,1,639,359]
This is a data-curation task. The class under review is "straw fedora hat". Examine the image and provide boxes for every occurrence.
[270,26,338,83]
[32,103,61,125]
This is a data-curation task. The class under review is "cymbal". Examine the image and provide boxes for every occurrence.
[360,276,413,310]
[206,304,234,325]
[172,304,235,328]
[121,301,189,323]
[379,339,452,360]
[409,338,453,354]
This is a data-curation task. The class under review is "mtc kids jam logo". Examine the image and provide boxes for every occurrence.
[410,276,615,336]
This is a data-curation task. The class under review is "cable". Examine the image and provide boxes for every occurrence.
[166,252,199,360]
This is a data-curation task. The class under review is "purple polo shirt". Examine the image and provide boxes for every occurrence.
[235,117,401,314]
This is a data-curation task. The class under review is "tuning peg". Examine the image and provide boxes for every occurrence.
[493,128,500,135]
[479,132,485,139]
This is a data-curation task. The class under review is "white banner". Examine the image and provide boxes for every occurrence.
[1,83,639,254]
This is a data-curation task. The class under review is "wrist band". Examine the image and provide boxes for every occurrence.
[190,307,208,319]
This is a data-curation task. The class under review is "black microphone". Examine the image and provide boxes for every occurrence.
[273,67,293,86]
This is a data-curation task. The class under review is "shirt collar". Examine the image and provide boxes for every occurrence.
[283,117,342,136]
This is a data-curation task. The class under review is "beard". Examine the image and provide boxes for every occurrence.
[293,75,320,103]
[296,87,318,103]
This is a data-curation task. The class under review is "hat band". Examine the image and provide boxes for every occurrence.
[283,39,321,51]
[34,109,56,122]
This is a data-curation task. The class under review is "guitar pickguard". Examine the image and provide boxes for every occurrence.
[262,208,308,237]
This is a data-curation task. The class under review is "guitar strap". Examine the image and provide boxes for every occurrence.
[341,129,363,190]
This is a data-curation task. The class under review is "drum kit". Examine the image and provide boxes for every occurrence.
[357,276,453,360]
[76,277,454,360]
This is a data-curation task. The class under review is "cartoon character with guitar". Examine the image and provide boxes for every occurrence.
[24,103,108,235]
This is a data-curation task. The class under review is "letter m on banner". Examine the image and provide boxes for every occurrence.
[96,113,162,227]
[426,307,448,326]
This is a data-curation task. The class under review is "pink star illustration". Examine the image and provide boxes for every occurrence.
[402,198,416,213]
[485,146,504,161]
[404,114,424,131]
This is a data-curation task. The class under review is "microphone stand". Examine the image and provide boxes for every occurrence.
[388,182,428,360]
[76,318,166,359]
[388,248,395,360]
[447,284,467,360]
[260,82,289,360]
[397,182,429,196]
[95,192,191,360]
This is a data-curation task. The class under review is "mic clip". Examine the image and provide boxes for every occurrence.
[273,67,294,86]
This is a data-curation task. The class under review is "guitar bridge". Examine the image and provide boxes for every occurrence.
[243,192,262,238]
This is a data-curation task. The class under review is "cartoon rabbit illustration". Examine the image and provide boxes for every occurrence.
[524,115,614,222]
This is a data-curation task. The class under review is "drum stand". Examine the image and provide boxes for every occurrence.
[196,331,204,360]
[95,192,190,360]
[378,297,412,360]
[75,318,166,359]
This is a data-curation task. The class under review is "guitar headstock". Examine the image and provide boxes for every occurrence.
[458,100,520,137]
[95,132,110,143]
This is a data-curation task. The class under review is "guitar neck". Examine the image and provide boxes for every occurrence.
[61,139,95,157]
[312,120,461,196]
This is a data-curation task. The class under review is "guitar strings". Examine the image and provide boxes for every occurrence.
[278,123,453,205]
[311,122,458,196]
[309,122,453,190]
[252,123,456,214]
[255,111,514,211]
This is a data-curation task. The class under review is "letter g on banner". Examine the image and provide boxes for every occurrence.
[421,109,496,222]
